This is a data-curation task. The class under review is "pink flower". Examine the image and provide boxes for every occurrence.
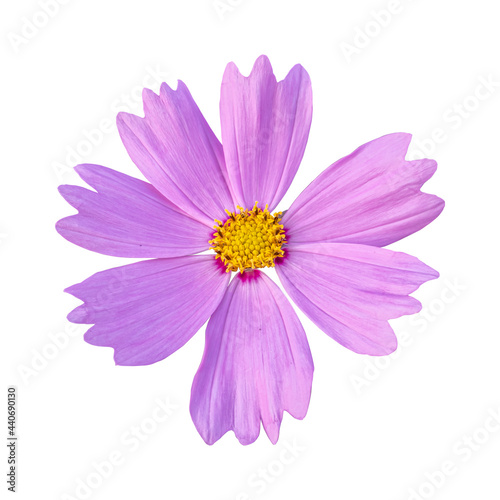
[56,56,444,445]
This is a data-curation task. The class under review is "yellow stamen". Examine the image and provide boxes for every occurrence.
[209,202,287,273]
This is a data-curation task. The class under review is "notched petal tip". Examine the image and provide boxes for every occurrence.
[379,334,398,356]
[136,84,191,118]
[67,304,87,324]
[285,62,312,86]
[141,87,161,113]
[57,185,87,211]
[113,348,154,367]
[116,109,141,130]
[251,54,273,75]
[228,55,312,88]
[222,59,238,78]
[430,195,446,218]
[73,163,102,183]
[283,131,444,247]
[391,131,413,150]
[142,86,158,100]
[220,55,312,211]
[237,431,262,446]
[65,257,230,367]
[54,217,68,237]
[159,79,186,96]
[118,70,232,223]
[83,328,99,345]
[277,243,437,357]
[63,281,85,299]
[190,271,313,446]
[159,81,173,96]
[224,54,275,81]
[360,132,413,160]
[193,426,260,447]
[411,256,440,281]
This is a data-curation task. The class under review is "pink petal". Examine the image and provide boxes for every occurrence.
[66,255,230,366]
[190,270,313,445]
[220,55,312,211]
[282,133,444,247]
[276,242,439,355]
[56,164,213,258]
[117,82,234,225]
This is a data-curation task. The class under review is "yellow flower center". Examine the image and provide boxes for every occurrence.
[209,203,287,273]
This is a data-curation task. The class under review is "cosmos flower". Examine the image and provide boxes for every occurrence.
[56,55,444,445]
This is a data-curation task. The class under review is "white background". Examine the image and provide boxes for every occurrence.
[2,0,499,499]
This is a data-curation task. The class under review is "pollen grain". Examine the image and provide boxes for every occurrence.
[209,203,287,273]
